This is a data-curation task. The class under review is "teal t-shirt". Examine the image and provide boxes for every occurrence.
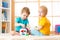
[15,17,29,32]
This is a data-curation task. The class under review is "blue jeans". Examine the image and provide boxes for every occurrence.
[30,28,44,36]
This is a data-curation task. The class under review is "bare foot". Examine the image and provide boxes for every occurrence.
[10,31,15,36]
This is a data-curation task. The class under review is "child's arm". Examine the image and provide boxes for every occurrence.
[26,24,30,30]
[15,23,25,28]
[35,26,43,31]
[15,17,25,28]
[26,24,31,35]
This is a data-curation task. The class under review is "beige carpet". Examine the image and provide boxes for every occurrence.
[0,34,60,40]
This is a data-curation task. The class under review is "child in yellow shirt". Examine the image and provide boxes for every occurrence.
[30,6,51,36]
[38,6,51,35]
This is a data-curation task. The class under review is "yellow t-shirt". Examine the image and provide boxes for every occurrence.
[38,17,51,35]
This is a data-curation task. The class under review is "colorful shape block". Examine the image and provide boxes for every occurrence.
[55,25,60,33]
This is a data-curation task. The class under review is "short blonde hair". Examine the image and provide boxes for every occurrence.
[39,6,48,15]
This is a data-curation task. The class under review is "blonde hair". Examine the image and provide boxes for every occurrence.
[40,6,48,15]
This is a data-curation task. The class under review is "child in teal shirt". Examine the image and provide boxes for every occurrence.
[11,7,30,35]
[15,17,29,32]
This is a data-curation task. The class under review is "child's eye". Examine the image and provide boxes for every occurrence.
[24,15,26,16]
[26,16,28,17]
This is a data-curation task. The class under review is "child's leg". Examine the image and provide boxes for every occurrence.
[10,31,19,35]
[10,31,15,35]
[30,28,43,36]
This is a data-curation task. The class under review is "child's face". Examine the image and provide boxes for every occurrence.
[21,12,29,20]
[39,8,47,17]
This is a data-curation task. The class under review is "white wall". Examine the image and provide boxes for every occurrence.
[15,0,60,31]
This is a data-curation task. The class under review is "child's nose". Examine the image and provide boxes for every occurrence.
[25,16,27,18]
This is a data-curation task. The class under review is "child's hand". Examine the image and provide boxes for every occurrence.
[26,27,30,30]
[26,24,30,30]
[35,26,39,31]
[21,24,25,28]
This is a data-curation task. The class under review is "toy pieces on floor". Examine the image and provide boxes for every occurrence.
[55,25,60,34]
[19,28,29,36]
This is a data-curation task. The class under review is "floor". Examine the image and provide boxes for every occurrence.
[0,33,60,40]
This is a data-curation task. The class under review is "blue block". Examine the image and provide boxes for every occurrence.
[55,25,60,33]
[2,2,8,8]
[4,10,7,20]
